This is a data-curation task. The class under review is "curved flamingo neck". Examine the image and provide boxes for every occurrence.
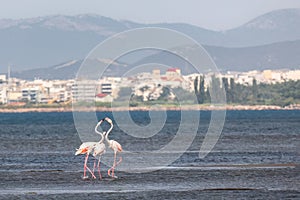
[105,123,113,144]
[95,121,104,143]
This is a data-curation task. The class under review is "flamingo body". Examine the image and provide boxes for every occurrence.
[75,119,105,179]
[93,142,106,157]
[108,140,122,152]
[75,142,97,179]
[75,142,97,155]
[104,117,123,178]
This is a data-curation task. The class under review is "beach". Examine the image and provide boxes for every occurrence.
[1,165,299,199]
[0,110,299,199]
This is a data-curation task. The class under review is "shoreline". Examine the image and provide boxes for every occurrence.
[0,104,299,113]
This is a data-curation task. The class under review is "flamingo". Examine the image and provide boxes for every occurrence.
[75,141,97,179]
[92,119,108,180]
[75,119,104,179]
[104,117,123,178]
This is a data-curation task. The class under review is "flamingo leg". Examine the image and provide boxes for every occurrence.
[86,165,96,179]
[83,153,96,179]
[92,158,97,175]
[83,153,89,179]
[97,156,102,180]
[108,151,118,178]
[116,156,122,167]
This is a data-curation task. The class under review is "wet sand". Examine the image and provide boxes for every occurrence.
[0,110,299,199]
[0,164,299,199]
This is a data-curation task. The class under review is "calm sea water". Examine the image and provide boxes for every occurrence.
[0,110,299,199]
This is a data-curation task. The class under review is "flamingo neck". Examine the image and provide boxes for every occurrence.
[105,123,113,144]
[105,130,110,144]
[95,121,104,143]
[99,132,105,144]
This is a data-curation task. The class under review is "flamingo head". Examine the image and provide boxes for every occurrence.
[75,147,88,155]
[105,117,112,124]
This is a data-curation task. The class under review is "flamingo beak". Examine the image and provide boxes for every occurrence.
[75,148,86,155]
[75,149,81,155]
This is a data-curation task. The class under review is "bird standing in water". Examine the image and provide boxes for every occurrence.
[75,141,97,179]
[92,118,110,179]
[104,117,123,178]
[75,119,105,179]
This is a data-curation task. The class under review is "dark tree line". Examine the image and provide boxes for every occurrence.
[194,76,210,104]
[194,76,300,107]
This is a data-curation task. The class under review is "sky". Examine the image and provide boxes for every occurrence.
[0,0,300,30]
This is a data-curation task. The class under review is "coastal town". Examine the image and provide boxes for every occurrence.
[0,68,299,106]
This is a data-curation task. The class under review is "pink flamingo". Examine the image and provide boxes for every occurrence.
[75,141,97,179]
[104,117,123,178]
[92,119,108,179]
[75,119,104,179]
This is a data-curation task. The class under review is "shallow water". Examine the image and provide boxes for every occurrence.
[0,110,299,199]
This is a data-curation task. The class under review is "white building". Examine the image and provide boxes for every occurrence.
[21,87,41,103]
[283,70,300,81]
[0,74,7,84]
[72,80,100,102]
[0,86,7,104]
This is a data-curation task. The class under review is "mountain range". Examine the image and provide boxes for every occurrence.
[11,39,300,80]
[0,8,299,77]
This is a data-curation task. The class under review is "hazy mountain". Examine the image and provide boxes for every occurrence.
[1,8,300,72]
[11,57,148,80]
[222,8,300,47]
[134,40,300,73]
[206,40,300,72]
[12,40,300,80]
[152,8,300,47]
[12,60,83,80]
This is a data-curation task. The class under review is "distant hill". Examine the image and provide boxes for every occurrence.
[152,8,300,47]
[219,8,300,47]
[1,8,300,72]
[206,40,300,71]
[11,40,300,80]
[133,40,300,73]
[12,58,129,80]
[12,60,82,80]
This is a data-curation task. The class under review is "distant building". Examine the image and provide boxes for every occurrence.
[152,69,161,79]
[0,86,7,104]
[262,70,284,83]
[72,80,99,102]
[101,83,112,94]
[0,68,299,105]
[21,88,41,103]
[166,68,181,80]
[7,91,22,103]
[0,75,7,104]
[95,93,113,102]
[283,70,300,81]
[47,80,73,103]
[0,74,6,84]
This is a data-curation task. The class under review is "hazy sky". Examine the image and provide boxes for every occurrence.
[0,0,300,30]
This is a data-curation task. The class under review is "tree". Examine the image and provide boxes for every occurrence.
[194,76,200,103]
[251,78,258,104]
[194,75,206,104]
[210,75,223,103]
[222,77,229,103]
[229,78,235,103]
[199,76,205,104]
